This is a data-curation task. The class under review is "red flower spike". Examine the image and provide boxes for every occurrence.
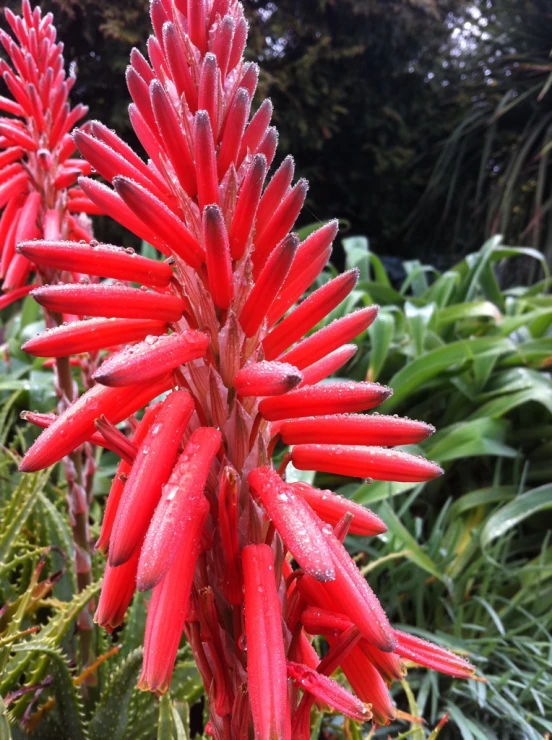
[267,220,339,325]
[242,544,291,740]
[300,345,358,386]
[194,110,220,209]
[280,306,379,370]
[256,155,294,230]
[292,444,444,483]
[15,0,467,726]
[228,153,266,260]
[263,269,359,360]
[203,204,233,309]
[239,233,298,337]
[22,317,168,358]
[31,283,185,322]
[248,467,336,582]
[393,630,475,679]
[109,390,195,566]
[94,548,140,629]
[281,413,435,447]
[93,330,209,387]
[252,178,308,274]
[292,482,387,537]
[17,240,173,287]
[19,376,171,472]
[320,529,396,652]
[287,661,371,723]
[138,512,209,693]
[259,381,392,422]
[234,361,302,397]
[137,427,221,591]
[113,177,204,267]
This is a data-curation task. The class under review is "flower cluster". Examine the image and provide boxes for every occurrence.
[0,0,93,308]
[19,0,475,736]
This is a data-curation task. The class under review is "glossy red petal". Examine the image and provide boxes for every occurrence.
[300,345,358,386]
[23,318,168,357]
[259,381,392,422]
[292,444,444,482]
[242,544,291,740]
[280,306,378,370]
[280,413,435,446]
[203,204,233,309]
[234,361,302,397]
[137,427,221,591]
[248,466,336,582]
[393,630,475,679]
[292,482,387,536]
[31,284,185,321]
[17,239,173,287]
[19,376,172,472]
[93,330,209,387]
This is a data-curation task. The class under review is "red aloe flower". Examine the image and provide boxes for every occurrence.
[18,0,474,736]
[0,0,93,301]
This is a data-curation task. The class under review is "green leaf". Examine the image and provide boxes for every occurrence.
[89,649,143,740]
[157,693,174,740]
[481,484,552,549]
[367,311,394,381]
[381,337,515,412]
[380,502,449,585]
[425,419,518,462]
[0,469,49,564]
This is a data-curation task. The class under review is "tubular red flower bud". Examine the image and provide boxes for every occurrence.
[359,640,405,683]
[194,110,220,209]
[281,413,435,446]
[137,427,221,591]
[109,390,195,566]
[113,177,204,267]
[93,330,209,387]
[138,514,209,693]
[393,630,475,679]
[267,220,338,325]
[162,22,198,110]
[203,204,233,309]
[287,661,371,723]
[252,178,307,274]
[239,234,298,337]
[95,404,159,555]
[256,155,294,229]
[22,317,168,358]
[17,240,173,287]
[198,54,221,135]
[234,361,302,397]
[300,606,354,636]
[31,283,185,322]
[280,306,379,370]
[217,87,250,178]
[336,642,396,725]
[150,80,197,196]
[300,344,358,386]
[19,376,171,472]
[318,528,396,652]
[238,98,273,167]
[259,381,392,422]
[228,153,266,260]
[94,416,139,464]
[78,177,170,254]
[292,444,444,483]
[94,547,140,629]
[292,482,387,536]
[0,282,35,310]
[263,269,359,360]
[248,466,336,582]
[242,544,291,740]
